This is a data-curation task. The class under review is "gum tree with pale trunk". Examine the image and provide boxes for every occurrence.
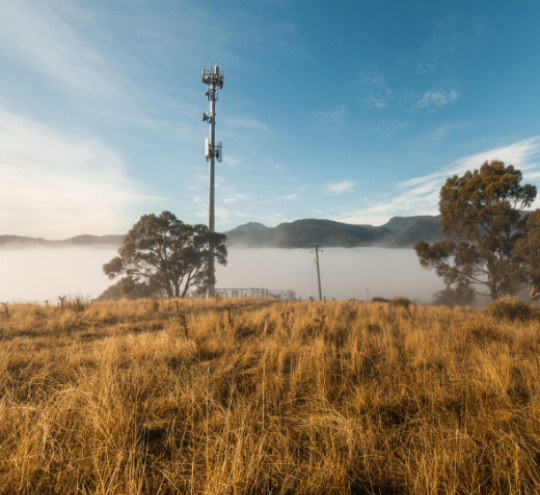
[103,211,227,298]
[415,160,536,301]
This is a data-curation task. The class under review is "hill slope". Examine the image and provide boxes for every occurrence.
[389,217,444,247]
[224,219,374,248]
[0,234,124,249]
[224,216,442,248]
[1,215,444,249]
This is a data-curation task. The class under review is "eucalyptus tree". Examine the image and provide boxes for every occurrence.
[415,160,536,301]
[103,211,227,298]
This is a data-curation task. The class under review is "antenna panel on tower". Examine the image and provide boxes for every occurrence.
[205,138,211,162]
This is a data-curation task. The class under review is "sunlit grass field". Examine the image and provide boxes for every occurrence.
[1,297,540,494]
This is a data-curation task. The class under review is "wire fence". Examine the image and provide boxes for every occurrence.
[215,288,296,300]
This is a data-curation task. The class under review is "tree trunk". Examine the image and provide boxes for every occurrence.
[489,280,499,301]
[529,283,540,303]
[181,275,192,299]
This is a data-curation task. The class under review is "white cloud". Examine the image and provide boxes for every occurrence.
[0,2,117,95]
[316,106,345,124]
[364,90,393,108]
[336,137,540,225]
[223,194,249,204]
[415,89,459,110]
[0,2,276,150]
[327,181,356,194]
[216,208,230,220]
[274,194,297,200]
[0,107,152,238]
[424,122,472,140]
[222,117,270,137]
[222,156,243,169]
[359,67,392,108]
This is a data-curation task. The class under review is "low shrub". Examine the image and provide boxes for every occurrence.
[389,296,412,309]
[372,296,389,303]
[487,298,537,321]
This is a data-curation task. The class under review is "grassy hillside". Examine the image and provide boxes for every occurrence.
[1,298,539,493]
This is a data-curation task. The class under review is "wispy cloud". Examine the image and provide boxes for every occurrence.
[0,1,279,151]
[336,137,540,225]
[424,122,472,141]
[0,2,118,96]
[359,67,392,109]
[327,181,357,194]
[315,106,346,124]
[415,89,459,110]
[374,120,409,136]
[222,156,244,170]
[0,107,153,238]
[312,105,347,138]
[222,118,270,136]
[223,194,249,204]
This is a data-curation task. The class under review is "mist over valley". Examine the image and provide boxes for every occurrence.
[0,245,445,303]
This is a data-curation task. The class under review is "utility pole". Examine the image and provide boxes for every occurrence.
[202,64,224,297]
[366,287,369,301]
[311,245,323,301]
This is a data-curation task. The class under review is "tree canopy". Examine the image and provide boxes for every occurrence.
[415,160,536,300]
[514,209,540,302]
[103,211,227,298]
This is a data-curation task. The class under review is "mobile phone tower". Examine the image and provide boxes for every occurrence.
[202,64,224,297]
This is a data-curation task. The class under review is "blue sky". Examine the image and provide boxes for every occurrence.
[1,0,540,238]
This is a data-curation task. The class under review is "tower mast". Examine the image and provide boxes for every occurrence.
[202,64,224,297]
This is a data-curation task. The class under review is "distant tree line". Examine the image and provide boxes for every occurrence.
[415,160,540,303]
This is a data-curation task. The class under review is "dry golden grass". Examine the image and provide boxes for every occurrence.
[1,298,540,494]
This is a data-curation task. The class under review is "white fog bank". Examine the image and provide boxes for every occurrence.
[0,247,445,303]
[216,247,445,302]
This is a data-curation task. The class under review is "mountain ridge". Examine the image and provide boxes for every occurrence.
[0,215,443,249]
[0,234,125,249]
[224,215,442,248]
